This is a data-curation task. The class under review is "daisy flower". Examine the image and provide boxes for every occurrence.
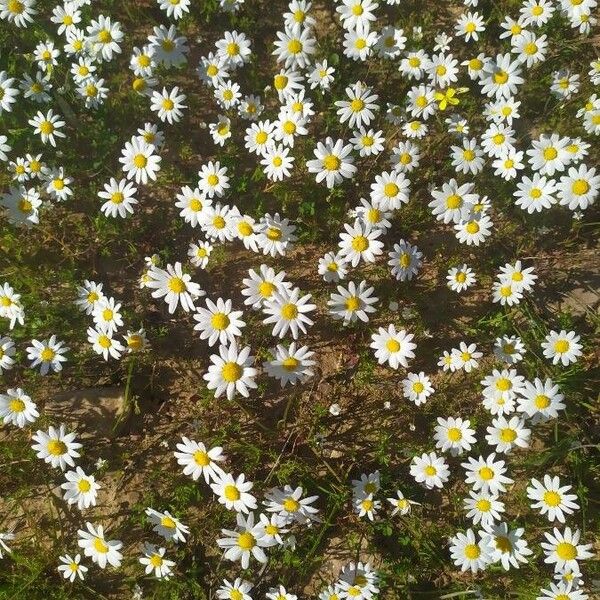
[338,221,384,267]
[410,452,450,489]
[449,529,492,573]
[217,512,273,569]
[387,490,419,516]
[193,297,245,347]
[447,264,476,292]
[145,508,189,543]
[452,342,482,372]
[241,265,291,310]
[318,252,348,282]
[61,467,101,510]
[263,343,316,387]
[26,335,68,375]
[139,542,175,579]
[146,262,203,314]
[306,137,356,188]
[541,527,593,573]
[517,377,566,421]
[434,417,477,456]
[541,330,583,366]
[31,424,82,471]
[119,137,161,184]
[485,416,531,453]
[463,490,505,528]
[479,522,533,570]
[28,109,66,146]
[0,388,39,428]
[462,453,514,495]
[264,485,320,525]
[262,288,316,339]
[328,280,378,324]
[0,336,16,373]
[87,326,125,361]
[211,471,257,513]
[527,475,580,523]
[493,335,526,364]
[402,372,433,405]
[77,522,122,568]
[388,240,422,281]
[204,343,257,400]
[150,86,187,124]
[57,554,88,582]
[174,437,224,483]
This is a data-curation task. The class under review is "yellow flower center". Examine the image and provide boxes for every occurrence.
[464,544,480,559]
[350,98,365,112]
[479,467,494,481]
[138,55,151,67]
[282,357,299,371]
[572,180,589,195]
[8,0,24,13]
[222,362,242,383]
[98,335,112,349]
[226,42,239,56]
[237,532,255,550]
[554,340,569,353]
[493,133,505,145]
[162,98,174,111]
[47,440,67,456]
[78,479,91,493]
[281,303,298,320]
[189,198,202,211]
[524,42,538,55]
[492,70,509,86]
[386,339,400,353]
[40,121,54,135]
[287,39,302,54]
[543,147,558,160]
[384,182,399,197]
[456,272,467,283]
[194,450,210,466]
[40,348,55,361]
[9,398,25,413]
[466,221,480,234]
[150,554,163,567]
[161,516,176,529]
[535,394,550,409]
[267,227,283,241]
[283,497,300,512]
[323,154,341,171]
[496,378,512,391]
[408,57,420,68]
[168,277,186,293]
[265,524,278,535]
[355,38,366,50]
[469,58,482,70]
[448,427,462,441]
[345,296,360,311]
[463,149,475,161]
[98,30,112,44]
[500,428,517,442]
[258,281,276,298]
[446,194,462,209]
[133,154,147,168]
[111,192,124,204]
[412,382,424,393]
[93,538,108,553]
[211,313,230,330]
[224,484,240,501]
[544,490,562,507]
[351,235,369,251]
[556,542,577,560]
[274,74,288,90]
[424,465,437,476]
[207,64,218,77]
[472,498,493,516]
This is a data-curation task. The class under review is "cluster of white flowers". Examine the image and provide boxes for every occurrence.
[0,0,597,597]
